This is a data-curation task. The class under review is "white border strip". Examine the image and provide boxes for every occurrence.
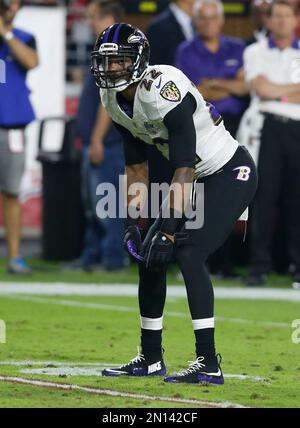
[0,283,299,301]
[0,376,247,408]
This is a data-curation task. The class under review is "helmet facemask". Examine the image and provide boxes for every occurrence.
[91,30,149,92]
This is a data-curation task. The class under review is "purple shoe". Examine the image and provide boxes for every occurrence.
[102,348,166,377]
[164,354,224,385]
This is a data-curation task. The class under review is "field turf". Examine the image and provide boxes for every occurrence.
[0,260,299,408]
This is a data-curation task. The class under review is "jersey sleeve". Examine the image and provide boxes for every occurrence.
[163,93,197,170]
[113,121,148,166]
[139,66,191,121]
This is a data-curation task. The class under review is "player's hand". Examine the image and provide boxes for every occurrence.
[143,231,174,269]
[124,222,144,263]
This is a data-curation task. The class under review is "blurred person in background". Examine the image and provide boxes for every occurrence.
[176,0,248,138]
[66,0,125,272]
[146,0,195,66]
[67,0,94,82]
[243,0,300,288]
[0,0,38,274]
[246,0,272,46]
[176,0,249,277]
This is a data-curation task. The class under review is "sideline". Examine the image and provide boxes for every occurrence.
[0,282,299,301]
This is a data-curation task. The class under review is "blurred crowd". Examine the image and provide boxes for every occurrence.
[1,0,300,289]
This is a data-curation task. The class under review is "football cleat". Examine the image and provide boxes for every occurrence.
[164,354,224,385]
[102,348,166,377]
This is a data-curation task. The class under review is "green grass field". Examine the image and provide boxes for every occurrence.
[0,260,299,408]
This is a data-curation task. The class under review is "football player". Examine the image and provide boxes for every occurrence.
[91,23,257,384]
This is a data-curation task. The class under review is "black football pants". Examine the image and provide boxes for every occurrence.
[139,146,258,321]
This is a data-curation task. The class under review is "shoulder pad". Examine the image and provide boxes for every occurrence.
[138,65,190,119]
[100,88,108,107]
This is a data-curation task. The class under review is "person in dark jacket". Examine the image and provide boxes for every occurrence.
[146,0,195,66]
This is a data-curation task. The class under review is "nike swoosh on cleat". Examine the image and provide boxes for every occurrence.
[200,369,222,376]
[103,369,128,374]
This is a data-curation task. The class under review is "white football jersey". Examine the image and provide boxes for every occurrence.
[101,65,238,178]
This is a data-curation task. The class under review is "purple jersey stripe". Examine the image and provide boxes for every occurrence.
[112,24,122,44]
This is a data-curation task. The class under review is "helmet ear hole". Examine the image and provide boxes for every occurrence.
[91,23,150,91]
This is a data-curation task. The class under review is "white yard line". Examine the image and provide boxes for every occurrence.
[225,374,268,382]
[0,282,299,302]
[5,295,292,328]
[0,376,247,408]
[215,316,290,328]
[6,295,136,313]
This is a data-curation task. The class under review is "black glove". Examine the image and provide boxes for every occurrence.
[142,231,174,269]
[124,221,144,263]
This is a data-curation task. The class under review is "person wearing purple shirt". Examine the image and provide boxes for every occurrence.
[176,0,249,278]
[176,0,249,139]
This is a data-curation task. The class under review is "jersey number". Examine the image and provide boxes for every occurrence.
[141,70,163,92]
